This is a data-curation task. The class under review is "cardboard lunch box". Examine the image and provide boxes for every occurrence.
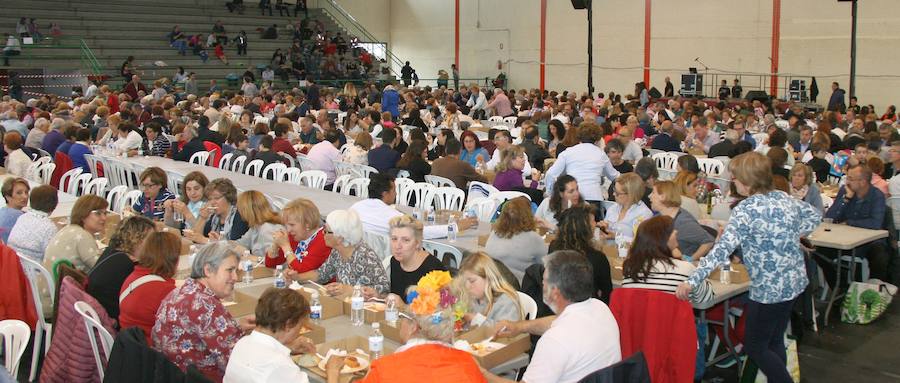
[223,290,258,318]
[236,255,275,281]
[298,321,327,344]
[340,296,387,324]
[456,325,531,370]
[378,319,483,344]
[295,285,346,320]
[299,335,398,382]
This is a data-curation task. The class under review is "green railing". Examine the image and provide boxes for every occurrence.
[316,0,405,78]
[16,36,103,77]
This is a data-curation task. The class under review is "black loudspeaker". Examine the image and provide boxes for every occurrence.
[571,0,589,9]
[680,74,702,97]
[745,90,770,103]
[648,87,662,99]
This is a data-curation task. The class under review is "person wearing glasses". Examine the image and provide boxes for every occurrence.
[44,194,109,273]
[600,173,652,243]
[130,167,176,221]
[185,178,249,243]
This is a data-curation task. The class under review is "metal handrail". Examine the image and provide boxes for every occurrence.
[15,36,103,77]
[317,0,405,76]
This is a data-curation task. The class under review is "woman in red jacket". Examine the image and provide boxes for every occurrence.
[265,198,331,276]
[118,231,180,343]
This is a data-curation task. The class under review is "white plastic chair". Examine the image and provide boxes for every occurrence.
[262,163,287,180]
[408,182,437,209]
[332,174,353,194]
[516,291,538,320]
[503,116,518,127]
[24,161,42,183]
[343,178,370,198]
[394,177,415,206]
[85,177,109,197]
[60,168,84,195]
[297,155,317,172]
[17,255,53,382]
[424,174,456,188]
[652,152,679,172]
[423,240,464,270]
[188,150,210,166]
[468,197,498,222]
[465,181,499,208]
[354,164,378,179]
[245,159,264,177]
[488,116,504,123]
[83,154,100,178]
[0,319,30,378]
[231,155,248,173]
[395,169,411,178]
[106,185,129,214]
[279,152,297,168]
[74,301,114,381]
[37,162,56,185]
[166,170,184,198]
[298,170,328,189]
[218,152,234,170]
[72,173,93,196]
[282,168,303,185]
[490,190,531,203]
[433,187,464,211]
[333,161,355,178]
[697,158,726,177]
[121,190,144,214]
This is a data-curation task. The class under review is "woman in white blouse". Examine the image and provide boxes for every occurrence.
[114,122,144,155]
[3,132,31,177]
[600,172,653,242]
[341,130,371,165]
[535,174,584,231]
[224,288,342,383]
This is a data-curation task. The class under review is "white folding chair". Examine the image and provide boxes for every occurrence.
[422,240,464,270]
[488,116,504,123]
[354,164,378,179]
[218,152,234,170]
[188,150,210,166]
[244,159,264,177]
[332,174,353,194]
[652,152,679,172]
[120,190,143,214]
[395,169,411,178]
[36,162,56,185]
[74,301,114,381]
[424,174,456,188]
[279,152,297,168]
[60,168,84,195]
[262,163,287,180]
[0,319,30,378]
[83,154,100,178]
[469,197,498,222]
[106,185,129,214]
[282,168,303,185]
[433,187,465,211]
[231,155,248,173]
[465,181,499,208]
[85,177,109,197]
[343,178,370,198]
[166,170,184,198]
[17,255,53,382]
[333,161,355,178]
[697,158,726,177]
[298,170,328,189]
[408,182,437,209]
[490,190,531,203]
[516,291,538,320]
[394,177,416,206]
[503,116,518,127]
[24,161,42,183]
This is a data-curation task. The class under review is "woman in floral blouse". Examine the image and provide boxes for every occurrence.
[152,241,255,382]
[677,152,820,383]
[289,209,389,297]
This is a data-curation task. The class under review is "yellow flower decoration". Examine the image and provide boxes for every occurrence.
[410,288,440,316]
[417,270,452,293]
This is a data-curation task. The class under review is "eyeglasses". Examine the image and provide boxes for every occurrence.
[324,228,334,235]
[140,183,159,189]
[91,209,109,216]
[613,190,628,196]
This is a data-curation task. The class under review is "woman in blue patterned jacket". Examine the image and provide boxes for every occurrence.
[676,152,820,383]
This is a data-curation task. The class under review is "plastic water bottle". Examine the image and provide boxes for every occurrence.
[447,215,458,242]
[137,146,144,157]
[310,292,322,324]
[241,250,253,284]
[412,208,422,221]
[719,264,731,285]
[385,295,399,326]
[274,265,286,288]
[464,205,477,220]
[369,323,384,360]
[351,284,364,326]
[426,207,436,225]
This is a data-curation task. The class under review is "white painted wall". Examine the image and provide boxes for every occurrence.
[335,0,900,111]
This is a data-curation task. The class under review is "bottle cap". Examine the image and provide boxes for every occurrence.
[372,322,380,329]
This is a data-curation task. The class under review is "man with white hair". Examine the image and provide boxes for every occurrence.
[40,117,66,154]
[486,87,513,118]
[172,124,206,162]
[0,110,27,138]
[25,117,49,149]
[123,74,147,101]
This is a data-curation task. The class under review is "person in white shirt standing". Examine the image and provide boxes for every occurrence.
[305,129,342,186]
[544,123,620,203]
[224,288,343,383]
[483,250,622,383]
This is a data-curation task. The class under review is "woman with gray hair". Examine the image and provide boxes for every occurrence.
[152,241,255,382]
[287,209,389,297]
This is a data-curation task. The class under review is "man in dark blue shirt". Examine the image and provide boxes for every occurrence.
[367,127,400,173]
[822,164,890,282]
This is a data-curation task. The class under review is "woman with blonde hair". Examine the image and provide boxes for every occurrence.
[233,190,284,256]
[266,198,331,273]
[457,251,524,328]
[342,130,371,165]
[484,197,547,282]
[387,215,446,301]
[492,146,541,201]
[601,172,652,242]
[86,215,156,318]
[672,170,706,219]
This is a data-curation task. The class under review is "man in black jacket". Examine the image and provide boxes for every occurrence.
[708,129,739,158]
[521,125,550,171]
[172,125,206,162]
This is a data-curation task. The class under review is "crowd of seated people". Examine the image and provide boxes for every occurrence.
[3,69,900,383]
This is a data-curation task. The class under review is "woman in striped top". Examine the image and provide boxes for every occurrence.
[621,215,714,305]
